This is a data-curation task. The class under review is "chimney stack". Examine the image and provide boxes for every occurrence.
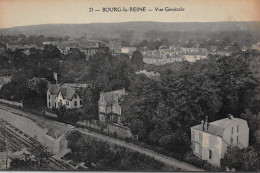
[53,72,58,84]
[201,120,204,131]
[228,114,234,120]
[204,116,208,131]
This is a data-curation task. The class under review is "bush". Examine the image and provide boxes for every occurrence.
[185,154,207,168]
[66,131,169,171]
[221,146,259,171]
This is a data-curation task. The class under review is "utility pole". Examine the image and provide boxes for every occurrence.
[2,120,8,170]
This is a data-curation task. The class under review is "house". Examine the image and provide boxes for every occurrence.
[0,76,12,89]
[136,70,160,80]
[252,42,260,51]
[190,115,249,167]
[142,50,183,65]
[109,40,122,53]
[6,44,25,51]
[47,84,83,109]
[181,53,208,62]
[98,89,126,124]
[121,47,136,55]
[80,44,108,60]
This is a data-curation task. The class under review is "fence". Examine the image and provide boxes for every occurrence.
[0,99,23,107]
[77,120,133,138]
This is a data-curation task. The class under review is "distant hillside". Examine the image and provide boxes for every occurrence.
[0,21,260,38]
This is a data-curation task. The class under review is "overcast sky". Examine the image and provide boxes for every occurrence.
[0,0,260,28]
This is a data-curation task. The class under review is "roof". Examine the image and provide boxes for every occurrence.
[62,83,88,88]
[191,123,225,137]
[101,89,126,105]
[60,87,76,100]
[48,84,62,95]
[48,84,79,100]
[191,117,244,138]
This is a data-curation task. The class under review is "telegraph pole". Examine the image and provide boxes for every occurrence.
[2,120,8,170]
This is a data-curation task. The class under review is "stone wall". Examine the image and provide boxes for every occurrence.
[0,110,67,155]
[0,99,23,107]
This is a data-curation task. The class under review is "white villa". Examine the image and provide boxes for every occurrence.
[190,115,249,167]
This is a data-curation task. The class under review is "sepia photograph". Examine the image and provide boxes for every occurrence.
[0,0,259,171]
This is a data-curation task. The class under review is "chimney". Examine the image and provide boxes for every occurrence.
[204,116,208,131]
[201,120,204,131]
[228,114,234,120]
[53,72,58,84]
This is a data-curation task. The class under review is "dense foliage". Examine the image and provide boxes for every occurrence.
[220,146,259,171]
[121,50,260,160]
[66,131,172,171]
[9,137,51,170]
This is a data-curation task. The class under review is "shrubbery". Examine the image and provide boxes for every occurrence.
[66,131,173,171]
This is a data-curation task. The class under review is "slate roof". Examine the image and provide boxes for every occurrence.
[60,87,76,100]
[191,117,242,138]
[101,89,126,105]
[48,84,62,95]
[48,84,79,100]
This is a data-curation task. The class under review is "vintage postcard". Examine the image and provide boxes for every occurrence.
[0,0,259,171]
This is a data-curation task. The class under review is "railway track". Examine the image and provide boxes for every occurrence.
[0,120,75,170]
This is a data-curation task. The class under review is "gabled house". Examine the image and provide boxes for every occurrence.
[190,115,249,167]
[98,89,126,124]
[47,84,83,109]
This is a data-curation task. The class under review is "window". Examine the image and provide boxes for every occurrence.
[48,95,50,99]
[48,102,51,107]
[231,127,233,134]
[194,143,200,154]
[80,100,83,105]
[74,94,77,99]
[55,103,56,108]
[237,136,239,143]
[231,137,233,145]
[74,101,77,106]
[237,125,239,132]
[66,101,69,106]
[209,150,212,159]
[195,131,200,142]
